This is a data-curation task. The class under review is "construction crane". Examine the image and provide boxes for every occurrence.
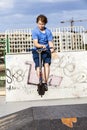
[60,17,87,32]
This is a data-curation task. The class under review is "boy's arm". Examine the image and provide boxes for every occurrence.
[48,41,54,53]
[33,39,46,48]
[32,29,46,48]
[49,41,58,59]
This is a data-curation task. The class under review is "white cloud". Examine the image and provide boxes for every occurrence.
[26,0,79,3]
[0,0,86,31]
[62,10,87,19]
[56,10,87,29]
[45,0,78,2]
[0,0,14,10]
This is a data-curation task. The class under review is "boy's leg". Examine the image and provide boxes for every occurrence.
[41,50,51,91]
[44,63,50,83]
[36,67,46,83]
[42,63,50,91]
[32,51,41,82]
[36,67,40,78]
[35,63,50,91]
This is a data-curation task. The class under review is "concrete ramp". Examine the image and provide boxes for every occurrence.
[6,52,87,101]
[0,104,87,130]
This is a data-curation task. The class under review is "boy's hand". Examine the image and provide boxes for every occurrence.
[50,48,54,53]
[50,47,57,53]
[41,45,46,49]
[50,47,58,59]
[51,52,58,59]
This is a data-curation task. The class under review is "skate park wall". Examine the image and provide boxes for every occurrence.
[6,51,87,102]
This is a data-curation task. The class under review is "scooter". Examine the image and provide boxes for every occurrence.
[27,47,54,97]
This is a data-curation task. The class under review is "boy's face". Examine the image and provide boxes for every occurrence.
[37,20,45,30]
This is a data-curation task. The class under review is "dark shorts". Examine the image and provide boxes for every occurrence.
[32,50,51,69]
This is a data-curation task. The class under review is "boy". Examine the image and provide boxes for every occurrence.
[32,14,54,91]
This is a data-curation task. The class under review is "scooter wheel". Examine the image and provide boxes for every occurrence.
[37,83,45,97]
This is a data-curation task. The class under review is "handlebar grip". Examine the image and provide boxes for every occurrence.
[26,47,56,52]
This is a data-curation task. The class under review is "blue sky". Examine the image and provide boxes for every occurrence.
[0,0,87,31]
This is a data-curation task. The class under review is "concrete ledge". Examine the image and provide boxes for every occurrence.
[0,91,5,96]
[0,87,5,96]
[0,104,87,130]
[0,64,5,71]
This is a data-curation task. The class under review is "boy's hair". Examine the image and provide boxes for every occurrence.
[36,14,48,24]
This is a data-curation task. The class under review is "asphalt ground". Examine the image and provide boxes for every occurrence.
[0,103,87,130]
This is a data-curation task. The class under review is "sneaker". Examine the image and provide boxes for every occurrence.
[44,83,48,91]
[37,83,44,91]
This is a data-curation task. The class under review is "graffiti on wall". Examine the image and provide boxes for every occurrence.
[6,52,87,90]
[5,52,87,101]
[6,61,63,91]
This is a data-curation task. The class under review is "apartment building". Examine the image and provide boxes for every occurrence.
[0,33,5,64]
[0,26,86,55]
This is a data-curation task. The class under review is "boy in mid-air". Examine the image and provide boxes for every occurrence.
[32,14,54,91]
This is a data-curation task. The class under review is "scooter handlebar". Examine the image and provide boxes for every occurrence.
[26,47,56,52]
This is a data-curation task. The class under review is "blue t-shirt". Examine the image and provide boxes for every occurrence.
[32,27,53,48]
